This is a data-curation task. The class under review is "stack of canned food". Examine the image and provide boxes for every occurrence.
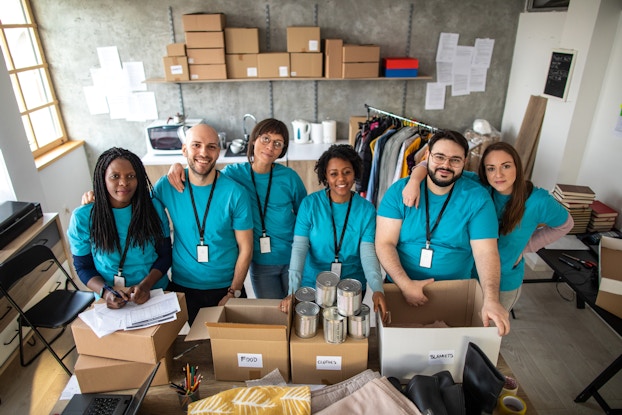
[294,271,371,344]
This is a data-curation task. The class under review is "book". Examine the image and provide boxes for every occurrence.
[590,200,619,218]
[553,191,595,203]
[554,183,596,198]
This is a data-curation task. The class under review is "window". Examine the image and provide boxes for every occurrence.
[0,0,69,158]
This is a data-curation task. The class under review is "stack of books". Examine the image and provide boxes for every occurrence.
[588,200,619,232]
[553,183,596,234]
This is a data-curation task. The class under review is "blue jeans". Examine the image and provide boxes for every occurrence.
[249,263,289,299]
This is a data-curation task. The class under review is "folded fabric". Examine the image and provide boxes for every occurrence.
[187,385,310,415]
[310,369,380,413]
[316,377,422,415]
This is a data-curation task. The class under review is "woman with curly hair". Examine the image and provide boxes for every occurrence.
[68,147,172,309]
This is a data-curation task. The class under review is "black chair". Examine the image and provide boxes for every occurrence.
[0,244,94,376]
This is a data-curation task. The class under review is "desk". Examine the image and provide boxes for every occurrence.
[538,248,622,414]
[51,330,536,415]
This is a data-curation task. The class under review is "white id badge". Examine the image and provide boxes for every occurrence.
[331,261,342,276]
[260,236,272,253]
[113,275,126,287]
[420,248,433,268]
[197,244,209,263]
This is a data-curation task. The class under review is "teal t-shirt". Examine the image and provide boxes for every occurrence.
[153,171,253,289]
[377,176,498,281]
[67,200,170,289]
[295,190,377,289]
[222,163,307,265]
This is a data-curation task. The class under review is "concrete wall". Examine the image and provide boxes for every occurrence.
[30,0,523,172]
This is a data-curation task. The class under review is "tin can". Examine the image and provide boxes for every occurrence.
[337,279,362,316]
[315,271,340,308]
[294,286,316,304]
[295,301,320,338]
[348,304,370,339]
[322,306,346,344]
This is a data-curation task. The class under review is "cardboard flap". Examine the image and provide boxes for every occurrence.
[206,324,286,341]
[600,236,622,283]
[184,306,225,341]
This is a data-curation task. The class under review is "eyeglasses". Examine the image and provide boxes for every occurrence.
[429,153,464,167]
[258,135,284,150]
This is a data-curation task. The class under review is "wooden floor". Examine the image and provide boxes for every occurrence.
[0,276,621,415]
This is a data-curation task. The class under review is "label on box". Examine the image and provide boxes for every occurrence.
[279,66,288,77]
[170,65,183,75]
[309,40,319,51]
[247,67,258,77]
[238,353,263,368]
[428,350,455,365]
[316,356,342,371]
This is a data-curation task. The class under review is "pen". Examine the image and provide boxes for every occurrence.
[562,253,597,269]
[103,284,125,300]
[558,257,581,270]
[173,343,199,360]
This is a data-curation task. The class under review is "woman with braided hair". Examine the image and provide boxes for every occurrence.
[68,147,172,309]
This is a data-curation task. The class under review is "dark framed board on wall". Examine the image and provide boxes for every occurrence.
[543,48,576,101]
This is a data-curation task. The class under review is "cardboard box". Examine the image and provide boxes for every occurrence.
[290,53,322,78]
[289,328,368,385]
[185,31,225,49]
[185,298,291,382]
[166,43,186,57]
[349,116,367,146]
[342,45,380,63]
[378,281,501,383]
[596,236,622,319]
[189,64,227,80]
[287,27,321,53]
[187,48,225,65]
[75,349,172,393]
[257,53,290,78]
[71,292,188,364]
[224,28,260,54]
[324,39,343,79]
[342,62,378,79]
[226,54,258,79]
[163,56,189,82]
[182,13,226,32]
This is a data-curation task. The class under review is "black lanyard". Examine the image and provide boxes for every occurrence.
[187,170,219,245]
[250,163,274,236]
[328,190,354,262]
[116,231,131,277]
[424,179,454,249]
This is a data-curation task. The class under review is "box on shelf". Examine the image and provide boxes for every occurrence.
[74,349,172,393]
[596,236,622,319]
[182,13,226,32]
[224,27,260,54]
[71,292,188,364]
[226,54,258,79]
[185,298,291,382]
[189,64,227,80]
[342,62,378,79]
[185,31,225,49]
[324,39,343,79]
[187,48,225,65]
[290,53,322,77]
[383,57,419,69]
[257,53,290,78]
[289,327,368,385]
[163,57,189,82]
[287,27,320,53]
[378,281,501,383]
[342,45,380,63]
[166,43,186,57]
[383,68,419,78]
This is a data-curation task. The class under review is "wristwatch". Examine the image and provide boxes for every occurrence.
[228,287,242,298]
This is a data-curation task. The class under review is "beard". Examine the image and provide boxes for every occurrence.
[188,158,216,179]
[427,165,462,187]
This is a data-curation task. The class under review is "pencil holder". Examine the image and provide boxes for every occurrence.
[178,389,200,411]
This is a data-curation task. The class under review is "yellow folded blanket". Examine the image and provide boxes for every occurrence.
[188,385,311,415]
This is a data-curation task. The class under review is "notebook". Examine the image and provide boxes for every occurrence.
[61,361,160,415]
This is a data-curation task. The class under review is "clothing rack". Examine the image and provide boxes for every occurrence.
[364,104,439,132]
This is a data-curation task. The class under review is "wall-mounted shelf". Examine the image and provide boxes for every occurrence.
[145,75,432,84]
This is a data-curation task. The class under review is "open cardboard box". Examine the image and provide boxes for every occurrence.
[378,280,501,383]
[597,236,622,319]
[71,292,187,364]
[185,298,291,381]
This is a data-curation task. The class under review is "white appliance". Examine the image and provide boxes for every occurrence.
[145,118,204,155]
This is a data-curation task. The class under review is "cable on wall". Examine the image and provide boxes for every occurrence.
[168,6,185,116]
[265,4,274,118]
[401,3,415,116]
[313,3,319,123]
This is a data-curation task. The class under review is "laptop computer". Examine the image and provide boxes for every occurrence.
[61,361,160,415]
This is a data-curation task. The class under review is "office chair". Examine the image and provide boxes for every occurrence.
[0,244,94,376]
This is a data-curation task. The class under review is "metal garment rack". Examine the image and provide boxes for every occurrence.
[364,104,440,132]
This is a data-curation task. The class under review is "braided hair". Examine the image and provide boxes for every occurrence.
[90,147,164,253]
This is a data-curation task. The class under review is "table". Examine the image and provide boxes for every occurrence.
[537,248,622,414]
[52,329,536,414]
